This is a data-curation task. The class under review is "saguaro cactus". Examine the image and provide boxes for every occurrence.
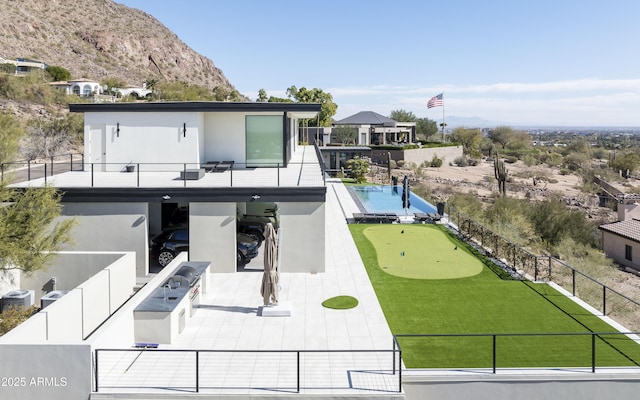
[494,152,508,195]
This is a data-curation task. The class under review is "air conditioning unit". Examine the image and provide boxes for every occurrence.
[1,290,35,312]
[40,290,69,309]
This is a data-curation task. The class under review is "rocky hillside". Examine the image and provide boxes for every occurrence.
[0,0,238,92]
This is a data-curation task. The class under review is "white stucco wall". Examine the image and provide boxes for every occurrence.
[618,202,640,221]
[602,233,640,271]
[189,202,237,273]
[83,111,201,171]
[403,374,640,400]
[278,202,325,273]
[19,252,124,303]
[61,203,149,276]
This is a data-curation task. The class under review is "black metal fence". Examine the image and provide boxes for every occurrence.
[94,347,401,394]
[1,159,325,188]
[0,153,84,183]
[395,332,640,373]
[446,205,640,331]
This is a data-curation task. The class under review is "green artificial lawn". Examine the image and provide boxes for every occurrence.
[350,223,640,369]
[322,295,359,310]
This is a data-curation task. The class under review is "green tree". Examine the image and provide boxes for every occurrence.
[528,197,598,247]
[610,151,640,175]
[0,305,37,336]
[0,113,23,164]
[488,126,516,149]
[389,109,417,122]
[257,89,268,102]
[45,66,71,82]
[332,126,357,145]
[416,117,438,141]
[0,185,75,273]
[450,127,483,156]
[346,157,370,184]
[285,86,337,127]
[0,63,15,74]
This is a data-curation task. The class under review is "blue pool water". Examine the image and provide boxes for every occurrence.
[348,185,437,215]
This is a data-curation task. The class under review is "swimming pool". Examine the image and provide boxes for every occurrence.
[348,185,437,215]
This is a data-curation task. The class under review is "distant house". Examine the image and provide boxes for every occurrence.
[50,78,103,97]
[599,194,640,272]
[331,111,416,146]
[0,56,47,75]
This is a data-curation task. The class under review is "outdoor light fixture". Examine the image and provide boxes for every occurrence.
[162,195,171,200]
[251,194,261,201]
[183,123,187,137]
[116,122,120,137]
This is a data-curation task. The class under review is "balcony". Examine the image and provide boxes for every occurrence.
[4,146,326,189]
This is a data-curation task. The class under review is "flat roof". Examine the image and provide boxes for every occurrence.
[69,101,322,113]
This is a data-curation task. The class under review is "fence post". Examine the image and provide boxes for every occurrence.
[603,286,607,316]
[195,351,199,393]
[591,334,596,373]
[91,163,94,187]
[27,159,31,181]
[492,335,497,374]
[70,153,73,171]
[534,257,538,281]
[44,164,47,185]
[50,156,54,176]
[398,348,403,393]
[572,269,576,296]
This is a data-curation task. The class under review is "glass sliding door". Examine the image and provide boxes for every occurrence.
[246,115,284,167]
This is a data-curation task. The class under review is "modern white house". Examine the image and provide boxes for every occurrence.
[23,101,325,277]
[332,111,417,146]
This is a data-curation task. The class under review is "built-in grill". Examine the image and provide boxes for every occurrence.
[171,265,201,316]
[174,265,200,287]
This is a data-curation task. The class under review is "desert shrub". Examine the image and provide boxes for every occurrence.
[522,154,537,167]
[397,160,406,168]
[467,158,479,166]
[559,168,571,175]
[430,155,443,168]
[505,156,518,163]
[454,156,468,167]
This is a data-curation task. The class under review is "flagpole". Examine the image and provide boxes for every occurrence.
[442,93,445,143]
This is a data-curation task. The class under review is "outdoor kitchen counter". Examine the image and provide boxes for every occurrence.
[134,262,209,312]
[133,261,210,344]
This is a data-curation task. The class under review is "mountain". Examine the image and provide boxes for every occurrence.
[444,115,496,128]
[0,0,238,92]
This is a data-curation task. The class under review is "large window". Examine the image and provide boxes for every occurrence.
[246,115,283,167]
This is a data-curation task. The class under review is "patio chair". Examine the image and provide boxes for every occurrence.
[202,161,219,172]
[214,160,234,172]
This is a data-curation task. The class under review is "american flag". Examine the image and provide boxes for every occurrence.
[427,93,443,109]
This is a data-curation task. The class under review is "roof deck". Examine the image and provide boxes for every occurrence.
[7,146,325,190]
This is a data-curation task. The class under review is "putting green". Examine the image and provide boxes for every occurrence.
[362,224,483,280]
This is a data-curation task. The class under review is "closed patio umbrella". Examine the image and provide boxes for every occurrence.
[260,223,279,306]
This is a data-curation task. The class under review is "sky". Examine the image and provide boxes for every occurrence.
[116,0,640,127]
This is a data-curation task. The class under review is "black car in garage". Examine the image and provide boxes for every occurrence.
[150,227,260,267]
